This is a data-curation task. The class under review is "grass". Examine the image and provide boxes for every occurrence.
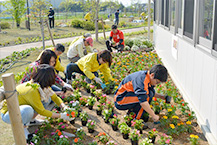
[0,33,153,144]
[0,17,147,45]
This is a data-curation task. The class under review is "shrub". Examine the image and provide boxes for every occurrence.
[125,38,134,48]
[124,46,131,51]
[119,21,126,27]
[71,19,83,28]
[142,39,154,48]
[81,21,95,31]
[131,45,140,52]
[133,38,142,47]
[0,22,10,29]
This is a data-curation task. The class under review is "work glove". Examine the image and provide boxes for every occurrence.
[94,77,103,84]
[60,113,74,121]
[63,83,74,91]
[62,105,70,111]
[165,95,172,104]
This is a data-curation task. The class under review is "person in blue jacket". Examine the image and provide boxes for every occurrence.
[114,64,171,123]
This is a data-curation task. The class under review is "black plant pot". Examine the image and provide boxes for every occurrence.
[97,97,100,101]
[104,119,109,123]
[149,136,156,143]
[131,139,138,145]
[96,110,102,116]
[112,125,118,131]
[155,110,160,115]
[88,105,93,110]
[81,120,87,126]
[126,121,132,127]
[88,128,94,133]
[86,89,90,93]
[143,116,149,122]
[91,93,95,97]
[139,129,143,134]
[70,120,75,125]
[77,109,82,117]
[122,133,129,139]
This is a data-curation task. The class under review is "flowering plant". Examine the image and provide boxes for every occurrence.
[118,122,131,134]
[124,112,135,124]
[86,120,96,130]
[148,128,158,138]
[102,109,113,121]
[79,111,89,121]
[167,124,178,135]
[73,88,82,100]
[109,114,120,126]
[188,134,199,145]
[106,140,117,145]
[106,101,114,110]
[79,97,87,106]
[88,84,97,94]
[93,90,102,100]
[87,96,96,106]
[97,103,105,111]
[88,141,98,145]
[129,129,142,141]
[76,127,86,140]
[157,133,173,145]
[65,109,77,119]
[99,94,107,104]
[57,122,68,131]
[57,135,69,145]
[96,132,109,144]
[140,138,153,145]
[68,100,80,111]
[73,137,82,145]
[131,119,144,130]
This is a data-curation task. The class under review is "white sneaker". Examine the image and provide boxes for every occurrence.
[26,119,44,126]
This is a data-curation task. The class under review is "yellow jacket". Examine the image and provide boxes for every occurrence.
[37,47,65,72]
[1,81,63,117]
[84,12,91,21]
[140,12,145,17]
[76,53,112,81]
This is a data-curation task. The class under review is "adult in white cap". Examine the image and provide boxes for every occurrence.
[67,37,93,63]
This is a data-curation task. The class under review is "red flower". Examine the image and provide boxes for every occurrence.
[182,103,185,106]
[171,105,174,108]
[188,114,191,116]
[153,128,156,131]
[153,97,157,101]
[74,138,79,143]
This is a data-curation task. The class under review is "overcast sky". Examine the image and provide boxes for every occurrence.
[117,0,153,7]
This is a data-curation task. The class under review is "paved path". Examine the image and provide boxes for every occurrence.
[0,27,145,59]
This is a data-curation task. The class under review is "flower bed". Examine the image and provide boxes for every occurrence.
[22,51,208,144]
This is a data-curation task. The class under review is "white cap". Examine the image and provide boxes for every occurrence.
[50,6,53,9]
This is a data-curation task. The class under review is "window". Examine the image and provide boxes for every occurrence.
[199,0,213,40]
[170,0,176,26]
[161,0,165,25]
[183,0,194,39]
[177,0,184,34]
[154,0,156,21]
[165,0,169,27]
[213,1,217,52]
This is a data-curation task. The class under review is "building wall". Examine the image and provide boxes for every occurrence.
[154,24,217,144]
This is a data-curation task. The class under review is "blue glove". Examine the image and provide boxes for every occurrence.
[100,82,106,89]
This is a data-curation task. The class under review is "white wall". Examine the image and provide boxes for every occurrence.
[154,24,217,145]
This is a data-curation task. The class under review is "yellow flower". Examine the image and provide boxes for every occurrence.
[168,109,172,112]
[170,124,175,129]
[115,86,118,89]
[105,82,109,85]
[190,134,198,139]
[114,79,118,82]
[186,121,191,125]
[111,78,114,81]
[101,76,104,78]
[150,105,153,108]
[172,116,179,119]
[177,123,181,126]
[163,116,168,119]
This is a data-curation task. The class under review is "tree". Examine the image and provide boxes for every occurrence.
[3,0,26,28]
[31,0,50,49]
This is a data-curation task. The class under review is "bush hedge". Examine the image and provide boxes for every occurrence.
[0,22,10,29]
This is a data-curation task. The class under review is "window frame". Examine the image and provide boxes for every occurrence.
[211,0,217,57]
[170,0,176,34]
[177,0,184,36]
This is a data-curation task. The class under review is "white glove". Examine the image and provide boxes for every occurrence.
[62,105,70,111]
[63,83,74,91]
[60,113,74,121]
[94,77,103,84]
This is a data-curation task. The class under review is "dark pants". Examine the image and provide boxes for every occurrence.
[114,18,119,25]
[106,40,124,52]
[66,63,98,83]
[49,17,54,28]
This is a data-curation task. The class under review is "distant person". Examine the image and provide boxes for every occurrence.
[140,12,145,20]
[48,6,55,28]
[114,9,119,25]
[67,37,93,63]
[84,11,91,21]
[106,24,124,52]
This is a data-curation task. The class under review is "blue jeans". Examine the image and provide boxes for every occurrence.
[1,98,51,125]
[66,63,99,82]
